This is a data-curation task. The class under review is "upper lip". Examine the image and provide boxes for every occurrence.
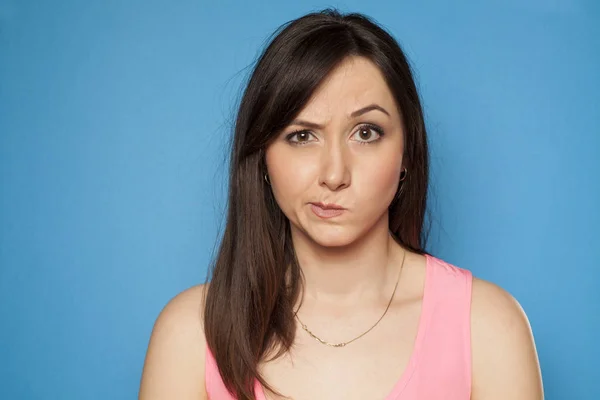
[311,202,346,210]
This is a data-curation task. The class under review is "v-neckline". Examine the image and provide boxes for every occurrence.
[255,254,434,400]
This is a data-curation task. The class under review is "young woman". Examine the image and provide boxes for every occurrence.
[139,9,543,400]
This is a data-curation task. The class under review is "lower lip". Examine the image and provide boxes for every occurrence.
[310,204,345,218]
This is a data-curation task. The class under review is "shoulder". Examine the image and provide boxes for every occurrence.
[470,278,535,353]
[471,277,527,332]
[470,277,544,399]
[139,283,210,400]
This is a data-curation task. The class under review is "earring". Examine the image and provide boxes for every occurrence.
[264,173,271,185]
[399,167,407,182]
[394,168,408,201]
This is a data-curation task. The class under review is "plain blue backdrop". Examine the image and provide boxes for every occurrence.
[1,0,598,399]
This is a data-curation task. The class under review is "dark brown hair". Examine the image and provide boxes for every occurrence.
[204,8,429,399]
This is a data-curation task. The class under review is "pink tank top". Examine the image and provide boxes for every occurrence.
[205,254,473,399]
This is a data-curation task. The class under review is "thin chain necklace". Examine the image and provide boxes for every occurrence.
[293,250,406,348]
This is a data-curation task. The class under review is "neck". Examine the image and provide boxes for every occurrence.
[290,216,405,308]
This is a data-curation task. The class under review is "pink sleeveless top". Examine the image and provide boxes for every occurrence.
[205,254,473,399]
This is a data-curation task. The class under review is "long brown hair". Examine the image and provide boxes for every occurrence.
[204,8,430,399]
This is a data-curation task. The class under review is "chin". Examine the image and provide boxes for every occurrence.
[306,227,359,248]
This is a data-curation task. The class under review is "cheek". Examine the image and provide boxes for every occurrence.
[357,152,403,204]
[265,145,317,210]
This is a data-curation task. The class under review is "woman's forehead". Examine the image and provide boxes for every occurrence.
[296,57,398,121]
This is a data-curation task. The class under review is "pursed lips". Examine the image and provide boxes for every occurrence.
[309,202,346,210]
[309,202,347,218]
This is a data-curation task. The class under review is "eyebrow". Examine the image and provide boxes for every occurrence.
[289,104,390,129]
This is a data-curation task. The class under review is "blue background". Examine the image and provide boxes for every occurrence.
[1,1,598,399]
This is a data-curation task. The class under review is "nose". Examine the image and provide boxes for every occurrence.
[319,139,351,191]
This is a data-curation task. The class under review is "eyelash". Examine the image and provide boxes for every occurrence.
[285,123,385,146]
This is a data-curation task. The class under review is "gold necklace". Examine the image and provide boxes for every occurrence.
[294,250,406,348]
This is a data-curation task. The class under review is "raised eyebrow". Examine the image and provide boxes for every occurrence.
[289,104,390,130]
[350,104,390,118]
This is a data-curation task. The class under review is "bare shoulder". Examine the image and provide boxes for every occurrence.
[139,283,210,400]
[470,277,544,399]
[471,277,529,330]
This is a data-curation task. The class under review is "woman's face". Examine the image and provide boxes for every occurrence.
[265,56,405,247]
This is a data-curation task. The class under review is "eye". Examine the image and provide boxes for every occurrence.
[351,124,385,144]
[285,130,316,145]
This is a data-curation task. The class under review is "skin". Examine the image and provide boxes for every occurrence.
[139,56,544,399]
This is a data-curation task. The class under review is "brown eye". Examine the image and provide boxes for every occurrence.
[286,130,316,145]
[351,124,385,144]
[358,127,373,140]
[296,132,310,142]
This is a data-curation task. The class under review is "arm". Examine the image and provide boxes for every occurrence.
[471,278,544,399]
[139,284,209,400]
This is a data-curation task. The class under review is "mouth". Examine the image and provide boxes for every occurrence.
[310,202,345,210]
[309,202,346,218]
